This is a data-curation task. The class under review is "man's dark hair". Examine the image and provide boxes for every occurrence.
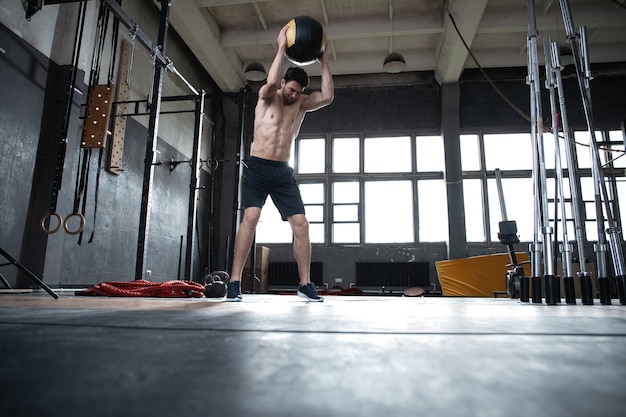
[284,67,309,89]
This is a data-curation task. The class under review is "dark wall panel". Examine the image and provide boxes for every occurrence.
[0,23,50,283]
[1,19,214,287]
[50,118,202,286]
[459,66,626,132]
[301,84,441,134]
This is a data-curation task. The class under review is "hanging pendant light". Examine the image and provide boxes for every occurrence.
[383,0,406,73]
[383,52,406,73]
[245,19,267,82]
[244,61,267,81]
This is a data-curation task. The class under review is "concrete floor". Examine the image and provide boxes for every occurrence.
[1,291,625,417]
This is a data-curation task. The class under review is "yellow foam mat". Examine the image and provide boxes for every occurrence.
[436,252,529,297]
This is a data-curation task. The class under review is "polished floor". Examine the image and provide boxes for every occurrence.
[1,291,625,417]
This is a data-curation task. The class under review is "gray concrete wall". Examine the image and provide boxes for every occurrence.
[0,2,228,287]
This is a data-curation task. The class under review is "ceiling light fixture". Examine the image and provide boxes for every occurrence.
[383,0,406,74]
[244,61,267,81]
[245,19,266,82]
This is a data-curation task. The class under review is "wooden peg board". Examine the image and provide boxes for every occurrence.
[81,84,113,148]
[107,39,132,175]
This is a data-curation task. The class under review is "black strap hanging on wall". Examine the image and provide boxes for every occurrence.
[69,1,109,243]
[70,0,121,244]
[40,0,88,235]
[88,1,120,244]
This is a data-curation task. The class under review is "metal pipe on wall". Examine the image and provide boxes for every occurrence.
[134,0,170,280]
[184,90,206,282]
[228,87,248,273]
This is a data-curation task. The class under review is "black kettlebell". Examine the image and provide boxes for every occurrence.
[204,271,229,298]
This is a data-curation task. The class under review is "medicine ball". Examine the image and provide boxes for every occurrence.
[285,16,327,66]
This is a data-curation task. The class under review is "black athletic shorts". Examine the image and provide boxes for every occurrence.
[242,156,305,221]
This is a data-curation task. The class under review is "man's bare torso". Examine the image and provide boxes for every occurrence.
[251,88,307,162]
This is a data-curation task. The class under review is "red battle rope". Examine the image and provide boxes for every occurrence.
[76,279,205,298]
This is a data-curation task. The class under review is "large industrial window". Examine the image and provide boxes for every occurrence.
[254,128,626,245]
[461,129,626,244]
[255,133,448,245]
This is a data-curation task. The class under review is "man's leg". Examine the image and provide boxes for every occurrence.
[288,214,311,285]
[289,214,323,301]
[228,207,261,301]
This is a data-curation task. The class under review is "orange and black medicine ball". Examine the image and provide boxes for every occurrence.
[285,16,327,66]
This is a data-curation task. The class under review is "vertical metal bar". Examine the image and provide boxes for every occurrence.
[544,37,575,304]
[528,0,557,303]
[178,235,183,279]
[559,0,626,304]
[135,0,170,280]
[494,169,508,221]
[184,90,206,281]
[228,87,248,272]
[527,31,543,302]
[550,40,593,304]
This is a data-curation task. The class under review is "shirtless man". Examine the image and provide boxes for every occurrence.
[226,23,334,302]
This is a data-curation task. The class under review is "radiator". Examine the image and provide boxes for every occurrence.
[355,262,429,287]
[268,262,324,286]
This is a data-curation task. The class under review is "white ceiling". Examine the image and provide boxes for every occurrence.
[160,0,626,93]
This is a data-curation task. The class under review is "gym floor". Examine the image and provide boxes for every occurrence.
[1,291,624,417]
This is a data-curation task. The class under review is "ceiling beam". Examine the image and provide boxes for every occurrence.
[477,4,626,34]
[256,49,438,77]
[435,0,488,84]
[220,14,443,47]
[197,0,266,6]
[165,0,245,92]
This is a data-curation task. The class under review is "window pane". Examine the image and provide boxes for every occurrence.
[418,180,448,242]
[300,183,324,204]
[574,131,603,170]
[416,136,444,172]
[487,178,533,242]
[461,134,481,171]
[602,144,626,169]
[333,223,359,244]
[580,176,600,241]
[333,137,359,173]
[364,136,412,173]
[543,132,569,171]
[300,183,324,243]
[617,179,626,232]
[306,205,324,222]
[310,223,324,244]
[256,199,293,243]
[334,204,358,221]
[464,179,485,242]
[608,130,626,169]
[333,181,359,203]
[364,181,414,243]
[297,138,325,173]
[484,133,532,170]
[585,220,599,242]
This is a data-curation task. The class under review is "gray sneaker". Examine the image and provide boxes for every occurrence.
[297,283,324,302]
[226,281,242,302]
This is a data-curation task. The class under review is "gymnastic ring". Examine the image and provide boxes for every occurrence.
[40,212,63,234]
[208,158,219,172]
[63,212,86,235]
